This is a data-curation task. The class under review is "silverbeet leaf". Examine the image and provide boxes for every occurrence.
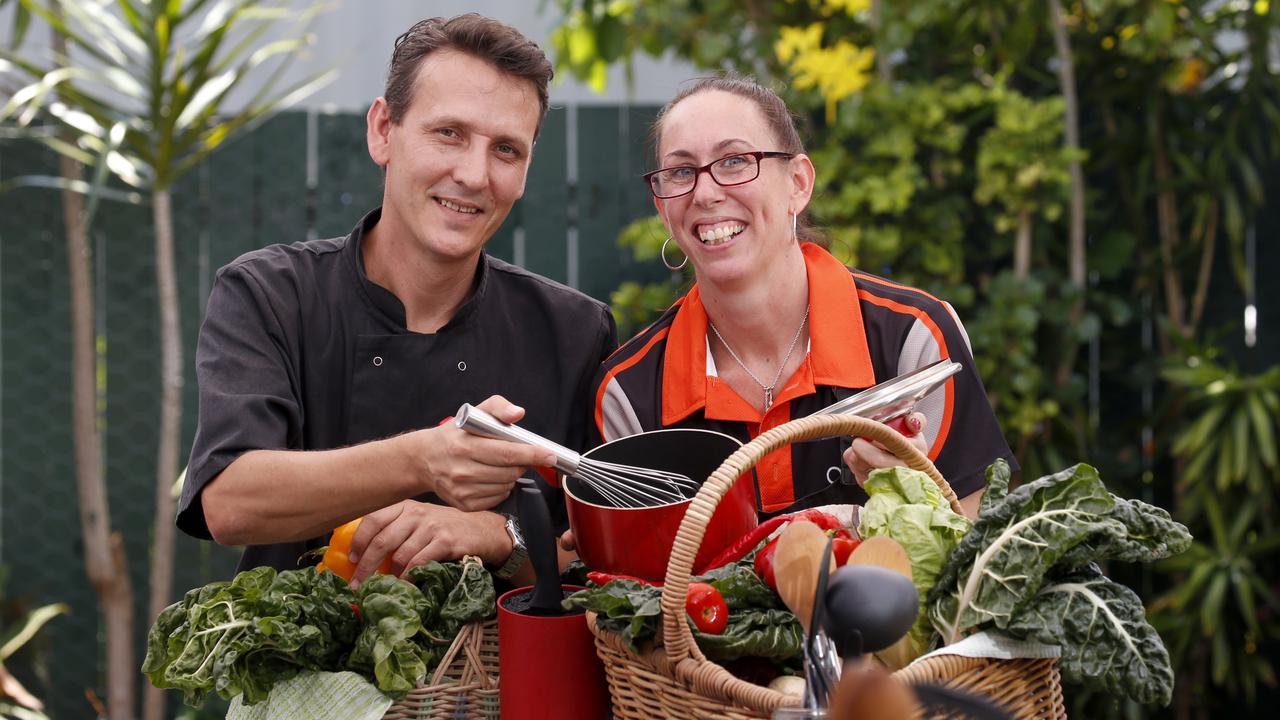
[142,559,496,708]
[1057,496,1193,568]
[927,460,1189,707]
[928,461,1120,645]
[1006,564,1175,706]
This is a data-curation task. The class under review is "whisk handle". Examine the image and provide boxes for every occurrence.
[454,403,582,475]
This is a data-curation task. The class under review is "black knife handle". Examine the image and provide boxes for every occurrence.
[517,479,562,612]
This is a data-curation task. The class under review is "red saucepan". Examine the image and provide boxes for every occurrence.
[564,428,758,581]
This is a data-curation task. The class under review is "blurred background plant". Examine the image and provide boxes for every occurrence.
[1,566,68,720]
[549,0,1280,716]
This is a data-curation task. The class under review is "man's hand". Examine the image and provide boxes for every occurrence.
[841,412,929,486]
[345,500,511,587]
[414,394,557,511]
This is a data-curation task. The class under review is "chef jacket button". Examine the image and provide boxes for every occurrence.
[457,361,467,372]
[373,356,383,367]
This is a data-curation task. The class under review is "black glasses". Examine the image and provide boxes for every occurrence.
[642,151,795,199]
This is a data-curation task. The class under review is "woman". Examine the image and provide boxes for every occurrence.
[592,76,1016,519]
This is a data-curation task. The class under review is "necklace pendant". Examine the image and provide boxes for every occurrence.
[763,387,774,411]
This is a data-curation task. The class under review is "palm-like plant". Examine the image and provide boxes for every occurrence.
[0,3,332,719]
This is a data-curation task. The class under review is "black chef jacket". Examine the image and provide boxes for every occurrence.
[177,208,618,571]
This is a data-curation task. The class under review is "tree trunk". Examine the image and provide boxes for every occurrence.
[1048,0,1088,388]
[1014,208,1033,279]
[142,188,182,720]
[1048,0,1086,289]
[870,0,892,85]
[1153,114,1187,339]
[1188,198,1218,333]
[52,6,136,718]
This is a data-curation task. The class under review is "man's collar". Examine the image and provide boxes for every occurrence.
[346,207,488,332]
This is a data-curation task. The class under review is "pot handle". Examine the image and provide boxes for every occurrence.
[657,414,959,694]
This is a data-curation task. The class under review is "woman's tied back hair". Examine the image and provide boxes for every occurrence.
[384,13,554,139]
[650,73,823,246]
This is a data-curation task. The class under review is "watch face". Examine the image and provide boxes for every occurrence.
[507,516,525,548]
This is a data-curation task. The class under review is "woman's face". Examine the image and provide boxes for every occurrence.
[653,90,813,289]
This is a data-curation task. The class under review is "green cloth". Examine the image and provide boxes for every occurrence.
[226,671,392,720]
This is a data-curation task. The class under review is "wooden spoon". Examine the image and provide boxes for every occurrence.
[827,658,922,720]
[846,536,917,670]
[772,520,836,632]
[844,535,911,578]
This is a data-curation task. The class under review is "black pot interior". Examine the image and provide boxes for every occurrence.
[568,429,741,507]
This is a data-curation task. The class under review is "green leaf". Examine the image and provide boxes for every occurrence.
[1171,403,1226,456]
[928,464,1118,645]
[1247,393,1277,469]
[1232,568,1261,635]
[1201,572,1228,633]
[0,602,69,661]
[1232,408,1251,485]
[1007,564,1175,706]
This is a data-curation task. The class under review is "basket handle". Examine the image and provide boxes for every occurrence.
[658,413,959,688]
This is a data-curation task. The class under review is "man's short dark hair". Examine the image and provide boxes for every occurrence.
[385,14,554,138]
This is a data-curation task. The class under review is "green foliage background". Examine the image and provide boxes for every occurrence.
[550,0,1280,716]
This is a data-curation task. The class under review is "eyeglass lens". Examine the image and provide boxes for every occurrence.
[650,153,761,198]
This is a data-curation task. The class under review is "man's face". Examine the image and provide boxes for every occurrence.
[368,49,541,263]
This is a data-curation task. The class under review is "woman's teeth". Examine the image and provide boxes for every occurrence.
[438,198,478,214]
[698,224,744,245]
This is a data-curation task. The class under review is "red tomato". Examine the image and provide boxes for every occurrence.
[686,582,729,635]
[753,537,781,592]
[832,537,861,565]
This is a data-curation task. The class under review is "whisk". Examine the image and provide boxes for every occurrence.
[453,403,701,508]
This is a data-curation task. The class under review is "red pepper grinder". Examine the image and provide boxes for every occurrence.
[498,478,609,719]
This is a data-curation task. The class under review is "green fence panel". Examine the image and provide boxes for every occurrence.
[517,107,568,284]
[315,111,384,240]
[576,105,668,303]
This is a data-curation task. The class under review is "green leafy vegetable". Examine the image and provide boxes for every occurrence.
[346,574,429,696]
[693,609,804,662]
[143,559,496,708]
[1006,563,1176,706]
[928,462,1119,644]
[564,563,801,662]
[859,466,971,661]
[563,579,664,649]
[927,459,1191,706]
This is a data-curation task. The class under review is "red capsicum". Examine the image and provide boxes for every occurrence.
[587,570,660,586]
[832,536,861,565]
[697,508,852,574]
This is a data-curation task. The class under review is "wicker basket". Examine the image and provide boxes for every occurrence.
[382,618,499,720]
[587,413,1067,720]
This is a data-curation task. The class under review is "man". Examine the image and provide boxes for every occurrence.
[177,14,617,588]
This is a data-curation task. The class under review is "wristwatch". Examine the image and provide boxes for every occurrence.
[493,514,528,580]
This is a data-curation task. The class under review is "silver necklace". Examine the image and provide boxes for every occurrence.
[708,306,810,411]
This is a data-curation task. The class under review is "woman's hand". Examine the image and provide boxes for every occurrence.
[841,412,928,486]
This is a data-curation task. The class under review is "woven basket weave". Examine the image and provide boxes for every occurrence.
[588,413,1067,720]
[382,619,499,720]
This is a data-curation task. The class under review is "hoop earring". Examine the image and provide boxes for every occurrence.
[791,211,798,243]
[661,237,687,271]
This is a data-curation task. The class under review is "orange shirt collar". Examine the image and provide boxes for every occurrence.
[661,243,876,426]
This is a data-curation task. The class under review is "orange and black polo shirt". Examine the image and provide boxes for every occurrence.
[591,243,1015,513]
